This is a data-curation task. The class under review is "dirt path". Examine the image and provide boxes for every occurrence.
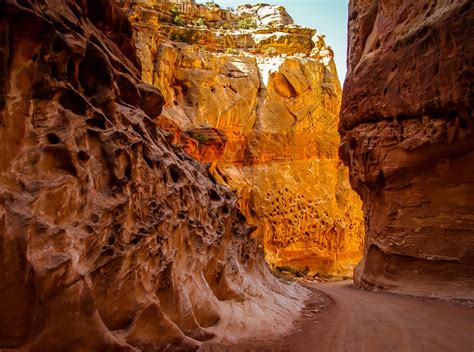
[201,281,474,352]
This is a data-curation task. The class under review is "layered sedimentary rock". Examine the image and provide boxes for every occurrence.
[340,0,474,299]
[0,0,308,350]
[120,0,364,276]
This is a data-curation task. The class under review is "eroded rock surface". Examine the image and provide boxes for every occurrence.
[340,0,474,299]
[120,0,364,276]
[0,0,308,350]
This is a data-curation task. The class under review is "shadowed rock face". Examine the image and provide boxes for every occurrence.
[0,0,307,350]
[120,0,365,277]
[340,0,474,299]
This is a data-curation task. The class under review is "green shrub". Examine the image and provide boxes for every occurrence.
[225,48,237,55]
[192,17,207,27]
[205,1,220,8]
[173,15,184,26]
[170,5,180,16]
[170,33,188,43]
[194,134,208,145]
[170,5,185,26]
[237,17,256,29]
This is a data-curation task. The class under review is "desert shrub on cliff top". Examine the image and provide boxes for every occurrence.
[173,15,185,26]
[237,17,257,29]
[205,1,220,8]
[171,4,180,15]
[171,5,185,26]
[192,17,207,27]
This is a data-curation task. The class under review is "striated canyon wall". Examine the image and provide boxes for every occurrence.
[340,0,474,299]
[0,0,308,350]
[120,0,364,276]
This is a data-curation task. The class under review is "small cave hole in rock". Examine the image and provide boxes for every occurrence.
[52,36,67,53]
[156,235,165,245]
[117,74,140,106]
[59,89,87,115]
[46,133,61,145]
[78,45,112,96]
[43,147,77,176]
[102,248,114,256]
[78,150,90,161]
[142,149,154,168]
[86,115,106,129]
[209,188,221,202]
[66,60,77,86]
[168,164,182,183]
[131,235,141,245]
[86,0,110,30]
[17,0,32,8]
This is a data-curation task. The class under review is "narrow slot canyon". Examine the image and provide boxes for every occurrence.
[0,0,472,351]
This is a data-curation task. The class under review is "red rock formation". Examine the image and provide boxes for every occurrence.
[340,0,474,299]
[0,0,307,350]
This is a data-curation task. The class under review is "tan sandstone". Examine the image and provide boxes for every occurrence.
[119,0,365,276]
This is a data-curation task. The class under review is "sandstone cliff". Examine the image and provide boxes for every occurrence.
[340,0,474,299]
[120,0,365,276]
[0,0,308,350]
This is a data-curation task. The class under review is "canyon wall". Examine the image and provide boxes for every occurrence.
[0,0,308,350]
[120,1,364,276]
[340,0,474,299]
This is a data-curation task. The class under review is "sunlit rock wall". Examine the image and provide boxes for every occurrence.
[119,0,364,276]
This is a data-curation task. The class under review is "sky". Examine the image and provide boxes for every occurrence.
[197,0,350,82]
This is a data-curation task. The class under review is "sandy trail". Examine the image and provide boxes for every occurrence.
[201,281,474,352]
